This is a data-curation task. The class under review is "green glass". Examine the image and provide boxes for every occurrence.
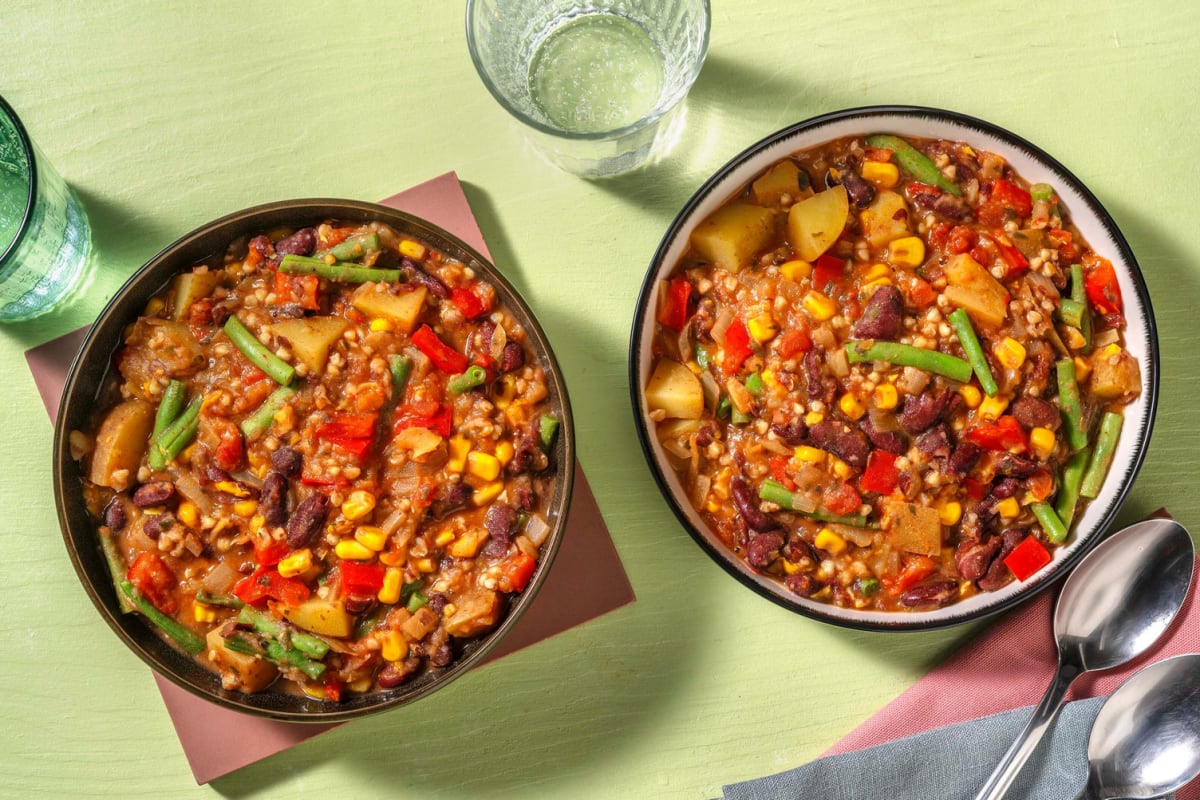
[0,95,91,321]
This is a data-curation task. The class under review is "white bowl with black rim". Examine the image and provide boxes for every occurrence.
[629,105,1158,630]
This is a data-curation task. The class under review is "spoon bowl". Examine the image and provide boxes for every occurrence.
[1081,653,1200,799]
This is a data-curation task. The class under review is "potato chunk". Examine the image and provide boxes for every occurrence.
[170,270,223,321]
[884,499,943,556]
[269,316,348,375]
[281,597,353,637]
[444,589,503,638]
[690,202,778,272]
[89,399,155,490]
[859,189,911,249]
[206,629,278,693]
[645,359,704,420]
[751,160,811,207]
[787,185,849,261]
[943,253,1009,329]
[1089,344,1141,400]
[350,284,427,333]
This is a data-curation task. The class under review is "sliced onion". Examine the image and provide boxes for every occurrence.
[760,438,794,456]
[661,437,692,460]
[699,371,720,410]
[710,309,733,346]
[173,472,214,516]
[525,513,551,547]
[232,469,263,490]
[488,324,507,362]
[676,319,693,364]
[201,562,238,593]
[830,523,873,548]
[388,461,421,497]
[826,347,849,378]
[898,366,930,395]
[811,325,837,350]
[692,474,712,508]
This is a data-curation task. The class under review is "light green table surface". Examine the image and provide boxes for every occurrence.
[2,2,1198,797]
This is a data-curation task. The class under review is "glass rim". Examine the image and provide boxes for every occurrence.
[0,94,36,266]
[463,0,712,143]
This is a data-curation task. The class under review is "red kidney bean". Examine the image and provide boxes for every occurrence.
[956,537,1001,582]
[851,285,903,340]
[916,424,952,459]
[899,388,955,434]
[343,594,376,615]
[258,472,288,527]
[804,350,838,404]
[946,440,982,476]
[785,572,825,597]
[978,529,1025,591]
[808,420,870,469]
[377,657,422,689]
[1011,396,1060,431]
[997,452,1040,478]
[132,481,176,508]
[746,531,785,569]
[286,494,328,549]
[500,341,525,373]
[859,416,907,454]
[269,446,303,478]
[143,513,175,540]
[731,476,781,532]
[482,504,518,558]
[770,416,807,447]
[406,259,449,298]
[429,481,472,519]
[103,498,127,531]
[274,227,316,257]
[899,580,959,608]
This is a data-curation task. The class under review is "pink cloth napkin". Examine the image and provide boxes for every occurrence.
[31,172,635,784]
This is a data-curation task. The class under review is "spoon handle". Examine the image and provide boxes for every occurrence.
[973,661,1079,800]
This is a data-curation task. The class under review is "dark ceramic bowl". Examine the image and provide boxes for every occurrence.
[630,106,1158,631]
[53,199,574,721]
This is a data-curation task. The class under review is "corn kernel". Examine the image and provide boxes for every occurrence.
[958,384,982,409]
[145,297,166,316]
[250,515,265,534]
[493,375,517,410]
[355,525,388,552]
[493,440,515,465]
[939,501,963,526]
[201,391,224,411]
[873,383,898,410]
[1101,343,1122,358]
[795,445,826,463]
[467,451,502,481]
[380,549,405,567]
[449,529,486,558]
[781,560,802,574]
[838,392,866,421]
[831,458,853,480]
[335,539,374,561]
[214,480,250,498]
[993,336,1027,370]
[747,313,779,342]
[802,290,837,322]
[978,394,1009,421]
[761,369,779,390]
[416,557,435,573]
[177,501,198,528]
[861,160,900,188]
[1073,355,1092,382]
[398,239,427,260]
[804,411,825,426]
[434,529,456,548]
[441,603,457,618]
[378,568,402,604]
[996,497,1021,519]
[780,260,812,282]
[341,490,376,521]
[193,603,217,624]
[862,263,893,288]
[369,318,393,332]
[278,548,313,578]
[380,630,407,662]
[1030,427,1056,460]
[706,499,720,512]
[886,236,926,269]
[472,481,504,506]
[814,528,847,555]
[446,436,471,473]
[233,499,258,518]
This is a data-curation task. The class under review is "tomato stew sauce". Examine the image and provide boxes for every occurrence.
[75,221,560,698]
[646,134,1140,612]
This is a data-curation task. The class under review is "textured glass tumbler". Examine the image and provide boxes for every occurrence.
[466,0,710,178]
[0,95,91,321]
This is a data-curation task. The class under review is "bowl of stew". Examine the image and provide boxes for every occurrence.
[631,106,1157,630]
[54,199,574,720]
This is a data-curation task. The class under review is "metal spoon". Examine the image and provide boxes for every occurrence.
[1077,652,1200,799]
[974,518,1195,800]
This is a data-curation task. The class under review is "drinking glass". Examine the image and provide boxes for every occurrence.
[0,95,91,321]
[466,0,710,178]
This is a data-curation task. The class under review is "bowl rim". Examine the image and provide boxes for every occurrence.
[53,198,575,720]
[628,104,1159,632]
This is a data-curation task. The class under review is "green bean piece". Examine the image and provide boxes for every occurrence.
[695,345,711,372]
[279,254,402,284]
[153,380,186,440]
[716,395,732,420]
[236,606,329,659]
[1069,263,1093,353]
[119,581,206,654]
[1080,412,1123,499]
[447,364,488,394]
[400,578,425,600]
[855,577,881,597]
[389,354,412,396]
[845,340,974,383]
[758,479,873,527]
[239,385,298,439]
[1056,359,1088,452]
[1032,502,1070,545]
[224,632,326,680]
[947,309,998,396]
[195,590,244,610]
[148,396,203,470]
[1058,298,1086,329]
[326,232,380,262]
[406,590,429,614]
[539,414,560,449]
[223,315,296,385]
[1030,183,1055,203]
[1054,449,1090,527]
[1070,263,1087,305]
[731,407,752,425]
[353,604,389,639]
[744,372,765,397]
[865,134,963,197]
[99,529,135,614]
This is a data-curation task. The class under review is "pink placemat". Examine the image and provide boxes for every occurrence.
[30,172,635,784]
[826,510,1199,799]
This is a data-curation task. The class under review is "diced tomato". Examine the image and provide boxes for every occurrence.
[970,242,993,266]
[964,477,987,500]
[966,415,1027,452]
[768,455,796,491]
[990,179,1033,217]
[411,324,469,374]
[1028,470,1056,502]
[859,450,899,495]
[318,226,353,249]
[300,471,350,488]
[273,271,320,311]
[1048,229,1079,263]
[657,277,692,332]
[450,284,494,320]
[776,327,812,358]
[316,412,378,441]
[212,419,245,472]
[394,403,453,437]
[813,253,846,293]
[502,553,537,592]
[946,225,979,256]
[1004,536,1052,581]
[1083,254,1123,319]
[994,238,1028,276]
[889,554,937,594]
[233,566,311,607]
[128,552,178,615]
[345,307,367,325]
[822,482,862,516]
[340,561,386,596]
[905,182,942,204]
[928,222,952,251]
[253,536,290,568]
[864,147,894,162]
[323,677,344,702]
[906,276,938,309]
[723,318,754,374]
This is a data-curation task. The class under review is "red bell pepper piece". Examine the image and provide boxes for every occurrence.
[128,552,178,615]
[991,236,1028,276]
[776,327,812,358]
[316,412,378,441]
[966,415,1027,452]
[394,403,453,437]
[253,536,290,568]
[859,450,899,495]
[273,271,320,311]
[768,455,796,491]
[233,566,311,607]
[450,284,493,320]
[990,179,1033,217]
[412,324,468,374]
[323,676,344,702]
[888,554,937,595]
[1004,535,1052,581]
[300,471,349,488]
[339,561,386,596]
[812,253,846,294]
[502,552,537,592]
[1083,255,1123,319]
[723,318,753,374]
[657,277,692,332]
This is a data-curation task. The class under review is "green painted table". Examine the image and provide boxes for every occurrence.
[2,2,1197,797]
